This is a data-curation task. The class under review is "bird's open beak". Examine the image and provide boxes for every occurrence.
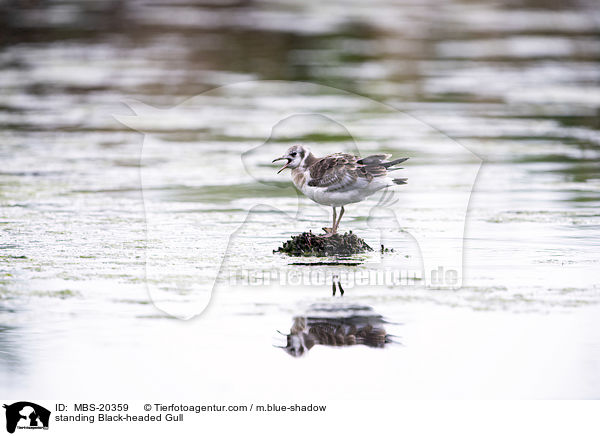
[272,156,291,174]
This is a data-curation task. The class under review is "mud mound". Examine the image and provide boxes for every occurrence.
[275,231,372,257]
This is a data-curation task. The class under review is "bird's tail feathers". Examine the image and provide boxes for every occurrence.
[392,178,408,185]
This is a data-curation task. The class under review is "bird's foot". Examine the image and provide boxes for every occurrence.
[321,227,337,237]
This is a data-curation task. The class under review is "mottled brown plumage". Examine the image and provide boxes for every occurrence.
[273,145,409,234]
[276,304,397,357]
[307,153,407,192]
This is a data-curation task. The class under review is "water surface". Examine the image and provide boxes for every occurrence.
[1,0,599,398]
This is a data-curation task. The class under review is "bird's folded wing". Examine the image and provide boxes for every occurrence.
[308,153,369,192]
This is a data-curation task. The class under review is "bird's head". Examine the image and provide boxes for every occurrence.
[272,145,309,174]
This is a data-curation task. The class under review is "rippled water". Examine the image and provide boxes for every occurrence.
[1,0,600,399]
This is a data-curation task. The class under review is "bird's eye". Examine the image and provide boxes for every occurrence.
[290,152,297,157]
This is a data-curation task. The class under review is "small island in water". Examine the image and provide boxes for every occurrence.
[274,231,373,257]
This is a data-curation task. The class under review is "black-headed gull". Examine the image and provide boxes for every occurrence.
[273,145,408,235]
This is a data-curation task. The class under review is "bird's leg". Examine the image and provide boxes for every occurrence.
[331,206,337,233]
[332,207,337,232]
[322,206,336,236]
[333,206,345,233]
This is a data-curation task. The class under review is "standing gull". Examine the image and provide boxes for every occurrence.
[273,145,408,236]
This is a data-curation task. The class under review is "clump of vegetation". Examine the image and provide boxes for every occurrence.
[380,244,394,253]
[275,231,373,257]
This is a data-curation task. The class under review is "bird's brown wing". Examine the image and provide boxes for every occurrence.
[307,153,372,192]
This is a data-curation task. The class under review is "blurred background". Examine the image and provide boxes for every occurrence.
[1,0,599,119]
[1,0,600,399]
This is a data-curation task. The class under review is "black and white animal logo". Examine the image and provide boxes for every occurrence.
[3,402,50,434]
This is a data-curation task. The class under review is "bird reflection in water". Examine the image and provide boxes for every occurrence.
[276,304,397,357]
